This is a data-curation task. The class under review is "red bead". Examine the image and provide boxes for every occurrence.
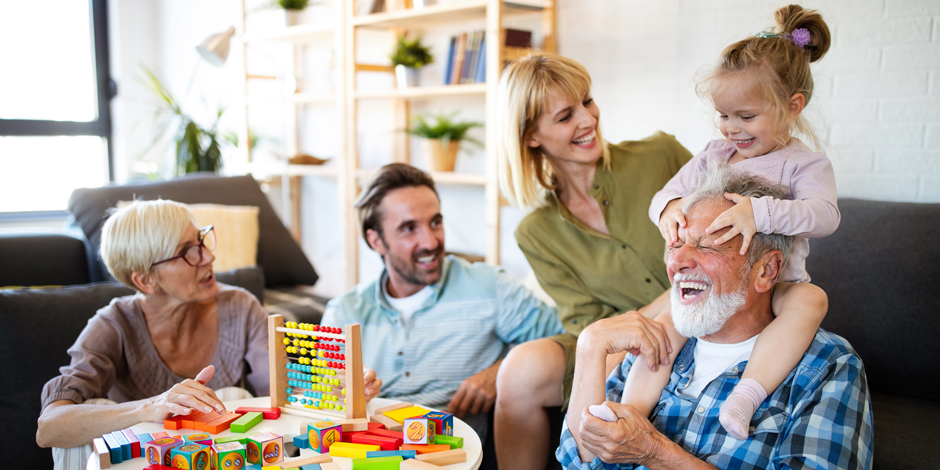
[313,325,320,331]
[340,354,345,360]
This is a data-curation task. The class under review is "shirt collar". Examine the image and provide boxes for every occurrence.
[373,255,453,314]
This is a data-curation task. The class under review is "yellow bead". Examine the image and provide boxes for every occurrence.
[300,348,307,356]
[330,370,336,376]
[342,388,346,396]
[283,338,290,345]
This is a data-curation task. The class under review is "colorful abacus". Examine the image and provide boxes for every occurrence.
[267,314,366,421]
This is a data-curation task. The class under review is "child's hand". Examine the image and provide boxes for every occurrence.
[658,198,685,246]
[707,193,757,255]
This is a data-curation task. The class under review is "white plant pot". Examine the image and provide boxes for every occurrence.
[285,9,302,26]
[395,65,420,88]
[413,0,427,9]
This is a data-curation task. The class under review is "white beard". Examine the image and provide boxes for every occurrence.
[670,277,747,338]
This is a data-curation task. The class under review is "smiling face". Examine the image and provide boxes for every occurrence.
[712,74,786,160]
[150,224,218,302]
[525,88,602,167]
[667,200,755,338]
[368,186,445,297]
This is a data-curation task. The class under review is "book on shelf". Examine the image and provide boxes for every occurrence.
[441,29,532,85]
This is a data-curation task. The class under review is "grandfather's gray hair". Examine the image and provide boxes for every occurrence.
[682,163,794,269]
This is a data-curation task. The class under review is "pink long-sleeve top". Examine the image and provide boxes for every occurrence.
[648,139,840,282]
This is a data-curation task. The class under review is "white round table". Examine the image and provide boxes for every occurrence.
[86,396,482,470]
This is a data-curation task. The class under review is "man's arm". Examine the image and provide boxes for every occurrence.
[447,359,501,419]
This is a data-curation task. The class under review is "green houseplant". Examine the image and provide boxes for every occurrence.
[140,65,225,177]
[390,35,433,88]
[407,112,482,171]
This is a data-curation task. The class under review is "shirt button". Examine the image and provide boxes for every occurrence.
[603,200,609,206]
[678,365,685,371]
[398,351,403,356]
[593,185,599,190]
[696,406,705,414]
[732,367,739,374]
[405,372,410,377]
[645,278,652,283]
[572,319,577,324]
[621,244,626,249]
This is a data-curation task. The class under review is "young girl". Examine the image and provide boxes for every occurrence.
[622,5,838,440]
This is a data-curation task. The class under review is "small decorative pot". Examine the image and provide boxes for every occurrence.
[424,139,460,172]
[412,0,427,9]
[395,64,420,88]
[285,9,302,26]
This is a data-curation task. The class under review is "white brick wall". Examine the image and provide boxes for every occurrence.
[559,0,940,202]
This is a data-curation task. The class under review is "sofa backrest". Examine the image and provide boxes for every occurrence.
[67,173,317,288]
[0,230,90,287]
[0,267,264,469]
[807,198,940,402]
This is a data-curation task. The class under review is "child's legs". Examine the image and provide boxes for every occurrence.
[741,281,828,393]
[620,308,688,417]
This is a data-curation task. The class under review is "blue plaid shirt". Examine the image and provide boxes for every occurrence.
[557,329,873,469]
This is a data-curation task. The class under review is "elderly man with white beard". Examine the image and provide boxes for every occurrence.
[556,165,874,470]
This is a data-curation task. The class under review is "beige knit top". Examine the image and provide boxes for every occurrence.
[41,284,269,409]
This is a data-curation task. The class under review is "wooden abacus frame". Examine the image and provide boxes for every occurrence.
[268,314,366,420]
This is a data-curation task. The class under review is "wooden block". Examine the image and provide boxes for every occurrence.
[93,437,111,469]
[370,414,403,432]
[320,463,341,470]
[416,449,466,465]
[150,431,170,439]
[164,415,184,430]
[213,434,247,445]
[350,433,400,451]
[185,410,223,429]
[366,449,416,459]
[300,465,322,470]
[400,444,451,454]
[433,434,463,449]
[111,431,131,460]
[339,418,369,432]
[136,433,155,444]
[142,465,177,470]
[235,406,282,419]
[293,433,309,449]
[280,454,333,467]
[200,412,242,434]
[372,401,413,415]
[102,433,123,464]
[300,421,316,435]
[328,442,380,459]
[399,459,443,470]
[382,406,429,424]
[342,430,369,443]
[350,455,402,469]
[121,428,141,458]
[230,411,263,433]
[367,422,385,431]
[368,428,403,440]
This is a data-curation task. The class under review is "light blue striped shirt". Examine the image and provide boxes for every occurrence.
[321,255,565,436]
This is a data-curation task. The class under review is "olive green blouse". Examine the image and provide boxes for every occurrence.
[515,131,692,337]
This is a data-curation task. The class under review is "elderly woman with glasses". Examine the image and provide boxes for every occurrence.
[36,200,382,464]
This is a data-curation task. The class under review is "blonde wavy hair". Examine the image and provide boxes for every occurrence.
[497,53,610,208]
[99,199,197,290]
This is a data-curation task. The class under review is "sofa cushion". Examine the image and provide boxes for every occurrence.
[0,230,90,287]
[870,391,940,470]
[808,198,940,402]
[67,173,317,287]
[0,267,263,469]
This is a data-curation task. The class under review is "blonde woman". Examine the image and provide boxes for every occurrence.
[494,54,691,470]
[36,200,382,468]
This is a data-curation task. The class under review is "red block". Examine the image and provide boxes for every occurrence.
[164,416,183,431]
[199,412,242,434]
[143,465,176,470]
[401,444,451,454]
[150,432,170,439]
[234,406,281,420]
[351,434,401,451]
[341,430,369,443]
[368,428,403,440]
[121,429,141,458]
[367,422,386,431]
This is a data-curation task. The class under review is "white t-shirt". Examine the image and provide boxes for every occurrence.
[678,335,759,399]
[382,276,433,326]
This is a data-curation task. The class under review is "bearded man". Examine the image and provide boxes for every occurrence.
[558,165,873,469]
[321,163,564,438]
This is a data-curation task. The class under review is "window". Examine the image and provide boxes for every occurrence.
[0,0,112,216]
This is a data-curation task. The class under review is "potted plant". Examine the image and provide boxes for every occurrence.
[276,0,310,25]
[389,35,433,88]
[407,112,482,172]
[140,65,226,177]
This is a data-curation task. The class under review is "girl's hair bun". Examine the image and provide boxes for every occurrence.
[774,4,831,62]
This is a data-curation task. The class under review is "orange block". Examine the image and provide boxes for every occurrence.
[401,444,451,454]
[164,416,183,431]
[198,412,242,434]
[184,410,222,429]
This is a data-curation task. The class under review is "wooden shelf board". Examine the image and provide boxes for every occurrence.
[243,23,334,44]
[356,168,484,186]
[352,0,548,29]
[355,83,486,100]
[293,92,336,104]
[250,162,338,178]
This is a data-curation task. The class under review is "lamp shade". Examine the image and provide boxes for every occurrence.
[196,26,236,67]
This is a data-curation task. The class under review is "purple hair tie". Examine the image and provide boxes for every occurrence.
[790,28,811,48]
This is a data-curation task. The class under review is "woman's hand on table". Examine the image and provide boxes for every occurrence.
[143,365,226,422]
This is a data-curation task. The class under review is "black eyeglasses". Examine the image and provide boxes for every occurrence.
[151,225,217,268]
